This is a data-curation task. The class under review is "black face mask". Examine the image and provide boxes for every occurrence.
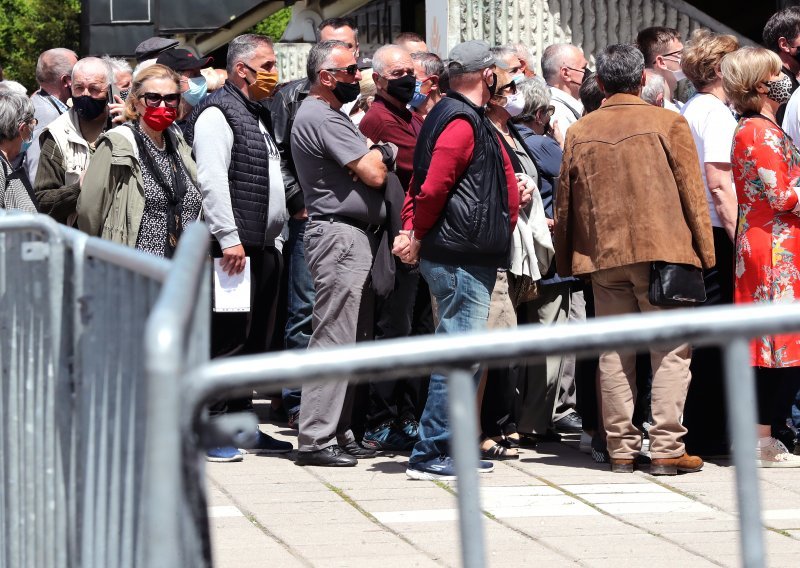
[487,72,498,97]
[73,95,108,120]
[332,79,361,104]
[386,74,416,104]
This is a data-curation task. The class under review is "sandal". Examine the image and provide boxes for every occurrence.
[480,440,519,461]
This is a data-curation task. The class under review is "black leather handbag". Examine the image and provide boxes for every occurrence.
[648,262,706,307]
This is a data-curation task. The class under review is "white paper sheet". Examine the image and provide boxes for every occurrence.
[213,257,251,312]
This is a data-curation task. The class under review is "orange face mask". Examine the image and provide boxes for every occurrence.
[245,64,279,101]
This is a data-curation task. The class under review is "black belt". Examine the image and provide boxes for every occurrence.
[308,214,384,235]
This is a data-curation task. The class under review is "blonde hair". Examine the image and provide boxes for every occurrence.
[681,28,739,90]
[721,47,781,115]
[123,64,181,121]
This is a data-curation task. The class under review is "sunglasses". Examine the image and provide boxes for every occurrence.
[141,92,181,108]
[323,64,359,76]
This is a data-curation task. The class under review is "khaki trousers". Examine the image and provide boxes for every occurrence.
[591,263,692,459]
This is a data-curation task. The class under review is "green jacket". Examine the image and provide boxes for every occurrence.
[76,123,199,248]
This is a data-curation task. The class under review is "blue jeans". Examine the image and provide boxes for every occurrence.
[409,260,496,465]
[282,217,315,415]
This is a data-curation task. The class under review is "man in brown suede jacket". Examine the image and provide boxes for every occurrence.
[555,44,714,476]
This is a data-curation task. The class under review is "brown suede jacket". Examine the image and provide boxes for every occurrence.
[554,93,715,277]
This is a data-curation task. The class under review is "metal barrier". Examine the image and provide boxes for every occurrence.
[174,297,799,568]
[0,211,210,568]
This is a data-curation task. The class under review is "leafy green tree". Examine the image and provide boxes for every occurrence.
[0,0,80,91]
[249,7,292,42]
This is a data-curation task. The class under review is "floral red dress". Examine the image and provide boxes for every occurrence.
[732,115,800,368]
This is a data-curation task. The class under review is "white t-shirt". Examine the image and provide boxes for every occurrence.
[680,93,737,228]
[783,87,800,145]
[549,87,583,133]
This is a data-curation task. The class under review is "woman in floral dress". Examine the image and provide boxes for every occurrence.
[722,46,800,466]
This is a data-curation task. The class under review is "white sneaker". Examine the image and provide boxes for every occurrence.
[756,438,800,468]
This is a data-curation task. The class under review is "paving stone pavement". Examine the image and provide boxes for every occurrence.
[206,407,800,568]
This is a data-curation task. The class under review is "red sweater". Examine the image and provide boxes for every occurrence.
[401,118,520,239]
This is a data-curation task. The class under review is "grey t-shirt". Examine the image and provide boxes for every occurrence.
[291,97,386,224]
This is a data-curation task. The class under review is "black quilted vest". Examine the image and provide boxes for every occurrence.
[411,91,510,267]
[185,81,272,248]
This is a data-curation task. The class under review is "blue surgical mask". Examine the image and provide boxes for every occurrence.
[408,80,427,110]
[512,74,525,85]
[20,126,34,153]
[182,76,208,107]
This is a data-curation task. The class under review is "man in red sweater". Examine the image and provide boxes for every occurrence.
[358,45,432,452]
[394,40,525,480]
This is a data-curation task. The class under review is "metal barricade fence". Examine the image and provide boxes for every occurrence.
[171,293,800,568]
[0,211,210,568]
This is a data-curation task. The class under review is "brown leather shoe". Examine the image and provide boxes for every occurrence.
[650,453,703,476]
[610,458,634,473]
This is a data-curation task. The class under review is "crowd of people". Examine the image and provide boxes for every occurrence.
[2,7,800,479]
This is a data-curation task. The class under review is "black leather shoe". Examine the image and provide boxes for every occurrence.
[296,446,357,467]
[342,441,379,459]
[553,412,583,433]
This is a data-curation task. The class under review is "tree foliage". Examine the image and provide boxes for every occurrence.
[0,0,81,91]
[249,7,292,42]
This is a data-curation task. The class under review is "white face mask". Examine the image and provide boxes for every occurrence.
[671,68,686,83]
[504,93,525,117]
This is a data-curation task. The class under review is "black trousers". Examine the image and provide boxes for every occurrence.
[756,367,800,427]
[210,245,282,414]
[684,227,733,454]
[363,266,433,430]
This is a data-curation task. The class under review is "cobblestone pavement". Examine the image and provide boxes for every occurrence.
[207,404,800,568]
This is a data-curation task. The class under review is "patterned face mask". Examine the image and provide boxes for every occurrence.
[763,74,793,105]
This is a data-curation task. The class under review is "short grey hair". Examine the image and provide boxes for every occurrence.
[0,91,34,142]
[372,44,405,76]
[511,42,535,63]
[226,34,274,75]
[641,72,666,105]
[513,78,551,123]
[490,45,518,69]
[0,81,27,96]
[541,43,576,82]
[307,40,349,84]
[596,44,646,95]
[102,55,133,78]
[35,48,77,86]
[72,57,113,88]
[411,51,445,77]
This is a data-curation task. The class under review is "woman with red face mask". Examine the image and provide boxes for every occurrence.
[77,64,202,258]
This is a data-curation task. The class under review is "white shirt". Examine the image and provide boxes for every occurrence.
[664,98,683,113]
[680,93,737,228]
[549,87,583,132]
[783,87,800,146]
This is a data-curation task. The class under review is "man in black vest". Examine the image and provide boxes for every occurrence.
[394,40,522,480]
[186,34,291,462]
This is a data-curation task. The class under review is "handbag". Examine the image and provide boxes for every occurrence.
[648,261,706,307]
[507,272,540,307]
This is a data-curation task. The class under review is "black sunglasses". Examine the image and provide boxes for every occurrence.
[141,92,181,108]
[323,64,359,76]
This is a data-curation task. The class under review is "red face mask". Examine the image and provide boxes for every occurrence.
[142,106,178,131]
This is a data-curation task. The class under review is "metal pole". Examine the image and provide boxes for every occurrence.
[723,339,765,568]
[447,368,485,568]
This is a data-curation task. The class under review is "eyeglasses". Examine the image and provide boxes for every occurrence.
[540,105,556,118]
[323,64,359,76]
[141,92,181,108]
[660,49,683,62]
[565,66,588,74]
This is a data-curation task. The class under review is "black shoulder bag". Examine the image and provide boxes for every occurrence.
[648,262,706,307]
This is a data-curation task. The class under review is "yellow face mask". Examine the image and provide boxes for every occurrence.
[245,64,279,101]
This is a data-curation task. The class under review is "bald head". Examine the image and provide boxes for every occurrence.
[541,43,587,97]
[35,48,78,102]
[71,57,113,102]
[372,45,414,76]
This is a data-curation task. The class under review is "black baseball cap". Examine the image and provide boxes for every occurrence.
[156,49,214,72]
[135,37,179,62]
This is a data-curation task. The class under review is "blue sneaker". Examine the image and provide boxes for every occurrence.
[400,418,420,440]
[206,447,244,463]
[478,459,494,473]
[247,430,293,454]
[407,455,457,480]
[363,422,415,451]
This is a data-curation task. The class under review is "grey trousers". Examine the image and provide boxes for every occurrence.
[517,282,571,434]
[554,289,585,420]
[298,220,376,452]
